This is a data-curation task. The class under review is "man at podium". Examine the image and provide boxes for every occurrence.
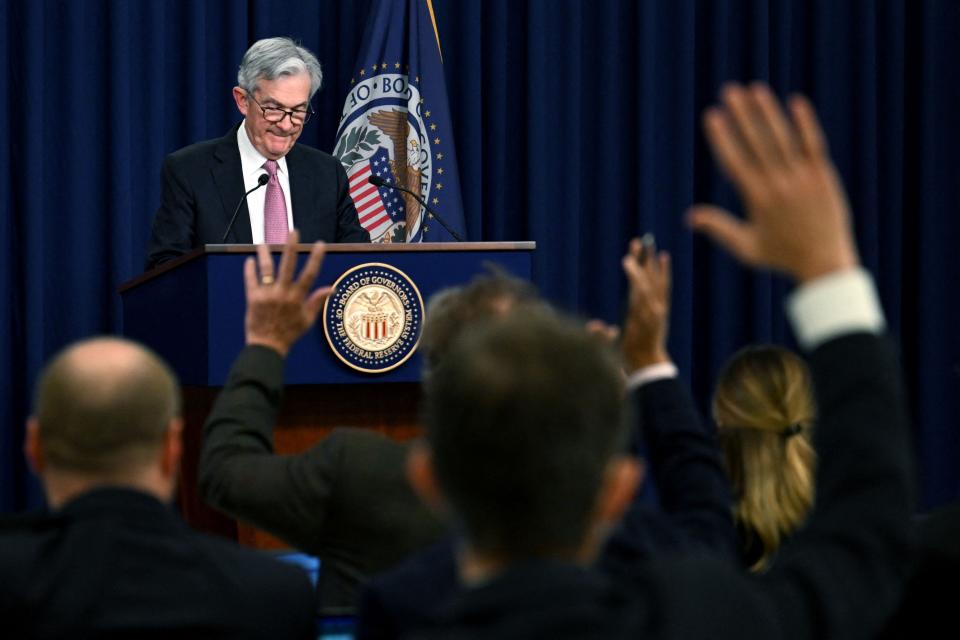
[144,37,369,271]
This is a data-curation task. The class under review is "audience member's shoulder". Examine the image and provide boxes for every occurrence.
[189,527,310,586]
[0,511,63,609]
[0,511,51,565]
[878,503,960,638]
[640,553,779,637]
[373,537,458,590]
[189,532,315,637]
[919,501,960,552]
[0,510,64,553]
[0,509,53,532]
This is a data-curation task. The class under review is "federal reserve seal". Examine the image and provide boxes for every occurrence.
[323,263,424,373]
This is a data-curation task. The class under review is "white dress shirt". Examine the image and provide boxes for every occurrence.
[786,267,885,349]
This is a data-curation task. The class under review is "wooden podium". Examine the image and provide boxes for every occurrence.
[119,242,534,547]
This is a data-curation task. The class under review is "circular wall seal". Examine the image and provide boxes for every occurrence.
[323,263,424,373]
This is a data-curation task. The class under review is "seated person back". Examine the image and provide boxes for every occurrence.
[0,337,314,639]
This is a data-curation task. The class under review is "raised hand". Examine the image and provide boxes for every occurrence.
[243,230,332,357]
[687,83,859,283]
[621,236,672,372]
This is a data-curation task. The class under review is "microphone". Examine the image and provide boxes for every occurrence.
[368,175,464,241]
[221,173,270,243]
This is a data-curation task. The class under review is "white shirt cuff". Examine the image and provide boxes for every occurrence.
[786,268,886,350]
[626,362,678,391]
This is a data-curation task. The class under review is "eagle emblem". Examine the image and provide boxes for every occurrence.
[323,263,424,373]
[334,73,437,243]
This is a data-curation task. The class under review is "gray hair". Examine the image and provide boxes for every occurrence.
[237,37,323,98]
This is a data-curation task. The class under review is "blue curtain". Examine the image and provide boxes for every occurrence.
[2,0,957,511]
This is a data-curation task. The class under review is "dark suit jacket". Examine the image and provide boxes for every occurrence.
[356,376,737,639]
[0,487,315,639]
[879,502,960,638]
[145,124,370,270]
[401,333,915,640]
[199,345,446,611]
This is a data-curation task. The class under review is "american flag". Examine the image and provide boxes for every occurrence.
[347,148,406,241]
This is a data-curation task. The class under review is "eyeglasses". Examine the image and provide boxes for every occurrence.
[248,94,314,125]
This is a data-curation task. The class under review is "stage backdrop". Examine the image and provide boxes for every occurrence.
[1,0,957,511]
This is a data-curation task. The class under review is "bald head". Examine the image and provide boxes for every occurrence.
[32,337,181,475]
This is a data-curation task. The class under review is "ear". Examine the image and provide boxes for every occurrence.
[595,456,644,526]
[159,418,184,479]
[405,441,447,515]
[232,87,249,117]
[24,417,44,475]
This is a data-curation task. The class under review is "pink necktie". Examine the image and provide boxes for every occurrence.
[263,159,289,243]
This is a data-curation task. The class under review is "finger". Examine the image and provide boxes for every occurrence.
[256,244,274,282]
[657,252,672,303]
[622,253,653,298]
[750,83,797,163]
[304,285,334,321]
[295,241,326,295]
[243,257,259,297]
[623,238,641,274]
[585,318,614,332]
[789,94,828,159]
[277,229,301,285]
[622,251,643,284]
[583,318,617,340]
[585,321,620,345]
[644,246,665,279]
[723,84,780,170]
[642,250,669,306]
[686,205,757,264]
[703,106,755,191]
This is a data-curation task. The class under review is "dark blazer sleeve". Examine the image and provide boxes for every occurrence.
[637,377,736,552]
[145,155,198,270]
[759,333,915,640]
[198,345,341,552]
[600,377,737,570]
[334,159,371,243]
[878,503,960,638]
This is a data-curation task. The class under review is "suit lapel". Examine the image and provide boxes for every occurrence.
[211,124,253,244]
[287,145,316,240]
